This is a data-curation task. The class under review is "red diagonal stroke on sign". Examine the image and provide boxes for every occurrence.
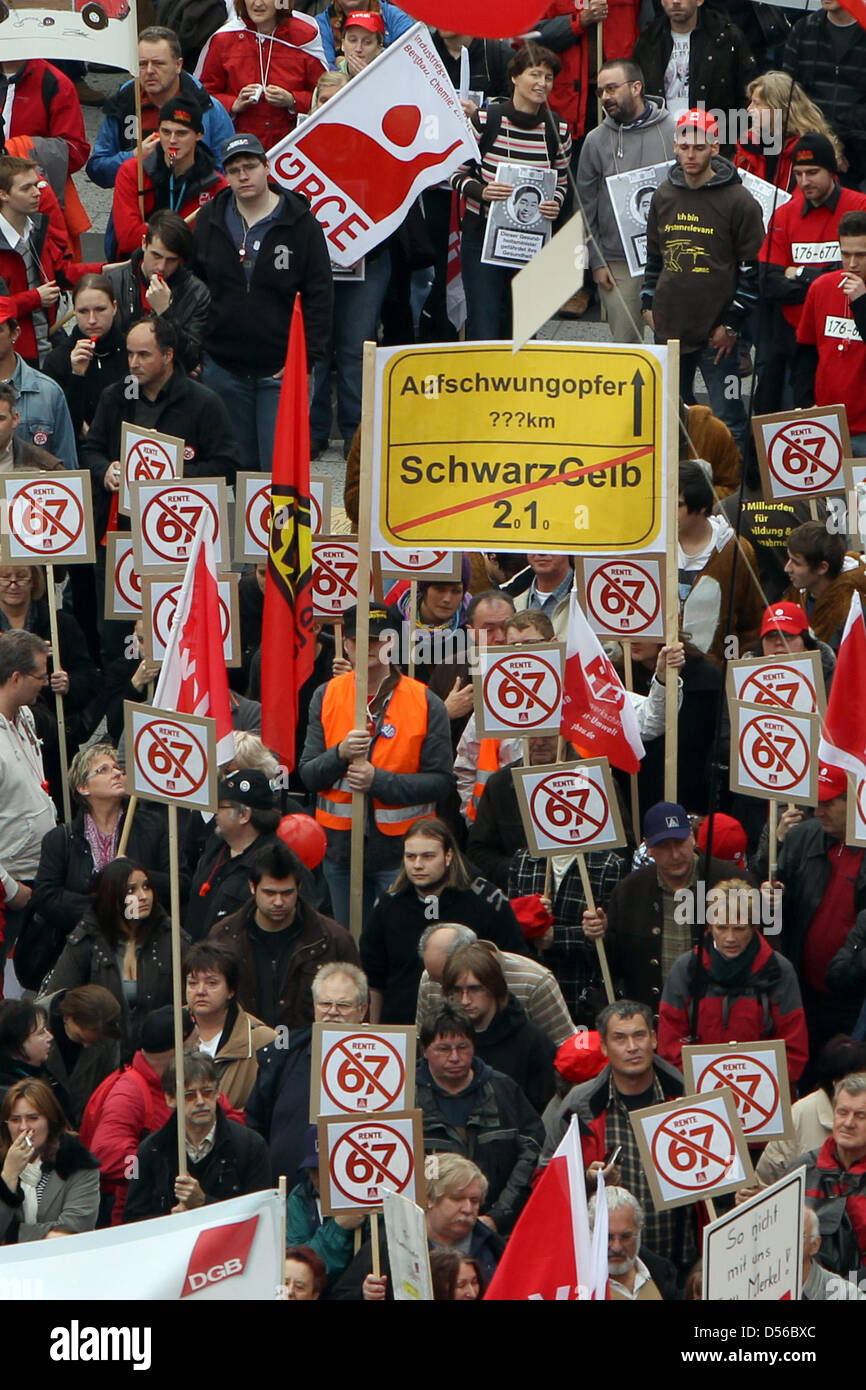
[493,663,558,718]
[751,722,799,781]
[19,490,75,543]
[131,453,166,480]
[705,1062,774,1124]
[146,728,196,789]
[151,494,198,542]
[334,1038,394,1103]
[596,565,654,624]
[657,1118,729,1168]
[775,427,837,481]
[342,1131,404,1188]
[390,446,654,535]
[314,553,357,597]
[746,672,799,708]
[539,782,605,833]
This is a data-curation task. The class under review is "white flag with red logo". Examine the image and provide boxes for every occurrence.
[484,1117,603,1301]
[818,591,866,780]
[153,513,234,765]
[266,23,479,267]
[561,591,646,774]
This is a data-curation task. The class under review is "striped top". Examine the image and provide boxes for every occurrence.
[451,100,572,237]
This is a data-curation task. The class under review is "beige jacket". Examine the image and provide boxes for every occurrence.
[191,1004,276,1109]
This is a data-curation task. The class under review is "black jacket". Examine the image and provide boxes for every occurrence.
[123,1108,273,1222]
[473,995,556,1114]
[777,819,866,974]
[783,11,866,182]
[416,1056,543,1234]
[81,364,240,536]
[633,8,757,140]
[827,913,866,1002]
[105,249,212,372]
[361,878,528,1025]
[466,764,532,891]
[192,184,333,375]
[244,1026,312,1186]
[430,32,513,102]
[41,322,129,438]
[185,831,278,942]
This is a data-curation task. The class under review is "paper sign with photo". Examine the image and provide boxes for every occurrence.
[481,162,556,269]
[606,162,672,278]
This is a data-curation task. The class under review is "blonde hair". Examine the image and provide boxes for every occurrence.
[231,731,280,778]
[705,877,760,927]
[312,70,348,111]
[747,72,842,158]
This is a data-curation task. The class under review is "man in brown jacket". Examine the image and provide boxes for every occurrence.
[208,841,359,1031]
[783,520,866,653]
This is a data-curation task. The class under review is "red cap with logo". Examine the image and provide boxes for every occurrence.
[344,10,385,32]
[675,108,719,139]
[817,762,848,801]
[760,602,809,638]
[0,297,17,325]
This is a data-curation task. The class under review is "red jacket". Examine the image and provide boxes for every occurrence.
[4,60,90,174]
[112,149,227,258]
[0,213,100,365]
[657,931,809,1082]
[537,0,640,139]
[800,1137,866,1274]
[734,135,799,193]
[199,15,325,151]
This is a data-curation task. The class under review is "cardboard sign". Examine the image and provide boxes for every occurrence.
[382,1190,433,1301]
[682,1042,794,1143]
[729,700,819,804]
[141,572,241,668]
[104,533,142,621]
[130,479,230,573]
[310,1025,416,1120]
[703,1170,806,1301]
[726,651,826,717]
[119,424,184,515]
[312,536,371,618]
[317,1110,426,1216]
[480,161,555,269]
[577,555,665,639]
[847,774,866,848]
[474,642,565,738]
[606,161,671,277]
[753,407,850,500]
[511,757,626,857]
[630,1089,755,1212]
[0,471,95,565]
[124,703,217,814]
[377,548,461,582]
[233,472,332,561]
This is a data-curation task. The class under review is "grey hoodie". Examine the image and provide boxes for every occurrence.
[576,95,677,270]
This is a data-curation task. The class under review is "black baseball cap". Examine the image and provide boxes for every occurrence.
[222,133,268,164]
[218,768,275,809]
[342,604,402,639]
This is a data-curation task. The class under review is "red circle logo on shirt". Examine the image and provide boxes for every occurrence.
[33,431,48,446]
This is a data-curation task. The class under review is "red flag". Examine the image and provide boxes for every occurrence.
[560,592,645,774]
[153,516,234,764]
[484,1118,601,1300]
[818,592,866,780]
[403,1,547,39]
[260,296,315,771]
[837,0,866,30]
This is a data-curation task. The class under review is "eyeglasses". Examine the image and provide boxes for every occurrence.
[595,80,632,97]
[85,762,121,781]
[0,574,32,586]
[316,999,359,1013]
[183,1085,217,1103]
[430,1042,473,1057]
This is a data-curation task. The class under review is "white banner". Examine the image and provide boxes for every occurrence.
[0,1191,283,1301]
[267,22,479,267]
[0,0,138,72]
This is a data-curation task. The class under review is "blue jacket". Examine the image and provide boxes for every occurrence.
[11,356,78,471]
[316,1,415,68]
[285,1173,356,1284]
[86,71,235,190]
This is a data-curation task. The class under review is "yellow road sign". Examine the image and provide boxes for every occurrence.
[370,342,669,553]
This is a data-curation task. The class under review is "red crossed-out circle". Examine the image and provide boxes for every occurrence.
[739,662,817,713]
[126,438,175,484]
[650,1105,737,1192]
[738,712,810,793]
[766,420,842,493]
[115,543,141,611]
[133,718,208,798]
[529,771,610,847]
[381,549,452,575]
[313,543,359,614]
[321,1033,406,1113]
[152,586,230,654]
[696,1056,780,1137]
[10,480,84,556]
[482,652,562,730]
[328,1120,414,1205]
[141,488,218,564]
[586,560,661,635]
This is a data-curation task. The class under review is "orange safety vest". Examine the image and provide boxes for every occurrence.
[316,672,436,835]
[466,738,500,823]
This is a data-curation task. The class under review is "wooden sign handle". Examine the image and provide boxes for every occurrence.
[577,851,615,1003]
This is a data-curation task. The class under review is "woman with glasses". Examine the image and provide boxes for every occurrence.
[41,857,184,1063]
[29,744,173,986]
[0,1077,99,1242]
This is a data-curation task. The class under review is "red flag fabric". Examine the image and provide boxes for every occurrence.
[484,1117,599,1300]
[818,592,866,780]
[403,1,546,38]
[260,296,315,771]
[560,592,645,774]
[153,517,234,764]
[837,0,866,30]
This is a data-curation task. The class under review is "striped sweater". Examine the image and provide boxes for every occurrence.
[451,100,571,237]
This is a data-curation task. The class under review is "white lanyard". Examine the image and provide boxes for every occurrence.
[257,33,274,92]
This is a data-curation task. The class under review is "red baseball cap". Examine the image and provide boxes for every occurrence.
[817,763,848,801]
[696,812,747,867]
[0,296,17,325]
[760,602,809,639]
[344,10,385,32]
[676,108,719,140]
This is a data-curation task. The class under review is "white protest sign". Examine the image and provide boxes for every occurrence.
[131,479,230,573]
[847,775,866,848]
[730,700,818,804]
[233,472,331,561]
[0,471,95,565]
[1,3,139,72]
[683,1042,793,1143]
[104,533,142,620]
[474,642,564,737]
[125,703,217,813]
[631,1089,754,1212]
[317,1111,425,1216]
[382,1190,433,1301]
[739,171,791,233]
[312,536,370,618]
[141,573,240,668]
[119,423,184,514]
[310,1025,415,1119]
[753,407,850,500]
[703,1170,806,1301]
[606,161,671,277]
[727,650,826,717]
[578,556,665,638]
[511,757,625,857]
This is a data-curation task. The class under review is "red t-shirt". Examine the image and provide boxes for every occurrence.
[802,842,863,992]
[761,185,866,329]
[797,271,866,433]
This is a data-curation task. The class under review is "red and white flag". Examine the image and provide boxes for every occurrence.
[484,1118,602,1301]
[153,514,234,765]
[818,591,866,780]
[560,591,645,774]
[837,0,866,32]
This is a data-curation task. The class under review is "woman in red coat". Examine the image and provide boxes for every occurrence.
[199,0,326,151]
[657,877,809,1083]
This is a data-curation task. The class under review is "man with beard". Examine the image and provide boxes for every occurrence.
[588,1186,678,1300]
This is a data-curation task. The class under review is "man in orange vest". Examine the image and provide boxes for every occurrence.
[299,604,454,930]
